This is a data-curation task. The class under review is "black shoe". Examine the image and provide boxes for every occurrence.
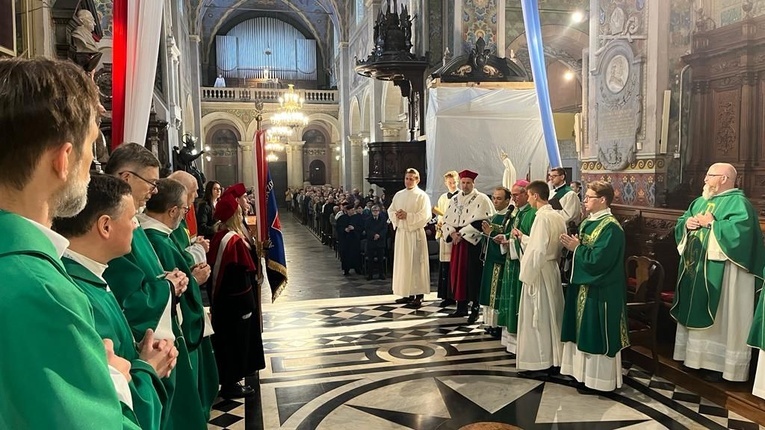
[517,370,550,381]
[439,299,456,308]
[467,308,479,324]
[219,382,255,399]
[575,383,602,395]
[405,298,423,309]
[700,370,723,383]
[395,296,413,304]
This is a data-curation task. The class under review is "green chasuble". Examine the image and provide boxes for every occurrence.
[671,189,765,329]
[0,211,140,430]
[560,212,630,357]
[103,224,192,429]
[496,205,537,332]
[169,219,196,268]
[144,227,219,424]
[479,210,510,307]
[63,257,168,430]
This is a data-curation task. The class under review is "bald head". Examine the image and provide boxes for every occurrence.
[704,163,737,197]
[168,171,198,205]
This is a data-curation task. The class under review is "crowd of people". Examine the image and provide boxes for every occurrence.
[285,185,394,278]
[4,55,765,430]
[0,57,264,429]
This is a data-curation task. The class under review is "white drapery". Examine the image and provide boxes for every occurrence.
[123,0,165,146]
[424,87,549,201]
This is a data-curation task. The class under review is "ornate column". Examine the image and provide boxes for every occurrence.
[338,42,353,188]
[286,141,305,187]
[379,121,406,141]
[166,35,182,157]
[349,135,365,190]
[239,141,254,187]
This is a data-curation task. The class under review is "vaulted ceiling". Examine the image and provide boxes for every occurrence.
[189,0,349,67]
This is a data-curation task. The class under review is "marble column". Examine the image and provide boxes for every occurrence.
[337,42,353,188]
[286,141,305,187]
[188,35,204,143]
[239,141,254,187]
[348,135,365,191]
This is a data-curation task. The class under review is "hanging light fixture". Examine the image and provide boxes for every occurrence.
[266,152,279,162]
[271,84,308,128]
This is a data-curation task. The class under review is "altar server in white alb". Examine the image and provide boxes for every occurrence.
[515,180,567,378]
[388,168,432,308]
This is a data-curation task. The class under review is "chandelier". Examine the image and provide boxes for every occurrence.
[265,131,286,153]
[271,84,308,128]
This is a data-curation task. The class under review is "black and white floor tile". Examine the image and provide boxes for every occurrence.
[208,215,765,429]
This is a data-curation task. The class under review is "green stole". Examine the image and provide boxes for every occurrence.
[478,210,511,307]
[552,184,573,201]
[672,189,765,329]
[63,257,168,430]
[496,204,537,332]
[144,227,219,422]
[560,213,630,357]
[0,211,140,429]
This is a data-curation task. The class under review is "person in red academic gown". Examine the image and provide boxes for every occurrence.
[206,194,265,398]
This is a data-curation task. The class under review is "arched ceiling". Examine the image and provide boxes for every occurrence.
[190,0,348,67]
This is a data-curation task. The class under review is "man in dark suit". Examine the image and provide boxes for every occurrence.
[364,205,388,280]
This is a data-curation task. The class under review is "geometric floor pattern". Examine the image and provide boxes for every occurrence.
[240,294,764,430]
[209,216,765,429]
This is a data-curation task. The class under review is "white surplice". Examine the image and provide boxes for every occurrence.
[388,186,432,297]
[515,205,566,371]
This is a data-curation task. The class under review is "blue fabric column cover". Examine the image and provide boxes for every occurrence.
[521,0,562,167]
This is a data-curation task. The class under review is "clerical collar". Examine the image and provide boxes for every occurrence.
[517,203,529,211]
[447,190,458,198]
[136,213,174,235]
[63,249,109,284]
[588,208,612,220]
[25,217,69,258]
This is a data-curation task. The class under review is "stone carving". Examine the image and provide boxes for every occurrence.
[592,40,642,171]
[694,8,717,33]
[70,9,102,72]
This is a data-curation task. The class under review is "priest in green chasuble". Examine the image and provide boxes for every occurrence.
[560,180,629,393]
[478,186,513,337]
[140,178,219,425]
[0,57,141,429]
[496,181,536,354]
[672,163,765,383]
[53,174,178,430]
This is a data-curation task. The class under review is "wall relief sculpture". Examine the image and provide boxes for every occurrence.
[592,39,643,171]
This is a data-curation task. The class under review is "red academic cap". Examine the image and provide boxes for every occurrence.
[459,169,478,180]
[222,183,248,198]
[214,194,239,222]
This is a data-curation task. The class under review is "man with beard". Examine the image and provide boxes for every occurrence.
[0,57,141,428]
[140,179,218,424]
[104,143,191,428]
[673,163,765,383]
[478,187,513,337]
[442,170,495,323]
[435,171,460,307]
[496,180,537,354]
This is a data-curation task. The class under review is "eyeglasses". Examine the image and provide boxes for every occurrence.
[120,171,158,191]
[705,174,726,178]
[583,194,602,200]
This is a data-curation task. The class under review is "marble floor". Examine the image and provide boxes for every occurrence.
[208,214,765,430]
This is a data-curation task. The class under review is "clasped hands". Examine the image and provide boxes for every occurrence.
[104,328,178,383]
[165,269,188,296]
[395,209,407,220]
[559,233,580,252]
[685,211,714,231]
